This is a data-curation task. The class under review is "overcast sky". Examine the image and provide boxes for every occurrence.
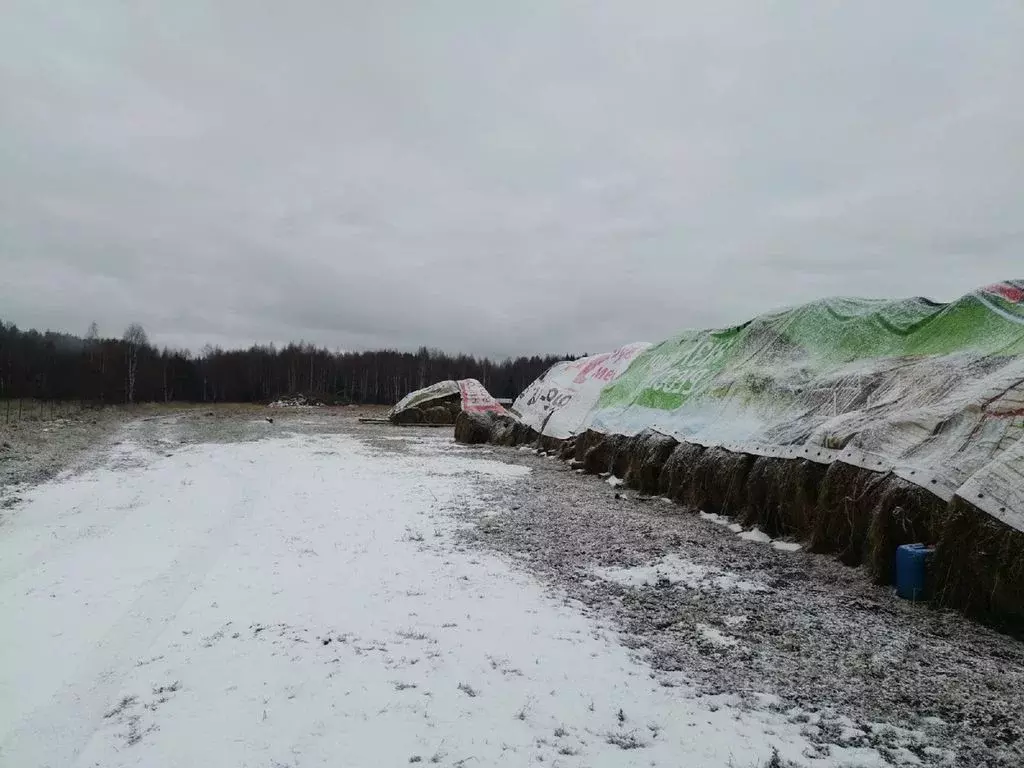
[2,2,1023,357]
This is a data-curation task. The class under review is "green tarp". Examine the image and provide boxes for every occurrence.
[517,281,1024,531]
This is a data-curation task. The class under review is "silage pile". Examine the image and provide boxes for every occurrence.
[389,379,506,426]
[458,281,1024,633]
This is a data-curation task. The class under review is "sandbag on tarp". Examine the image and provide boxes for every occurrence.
[579,281,1024,531]
[389,379,507,424]
[511,343,650,440]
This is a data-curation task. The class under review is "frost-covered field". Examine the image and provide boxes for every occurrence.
[1,410,1022,767]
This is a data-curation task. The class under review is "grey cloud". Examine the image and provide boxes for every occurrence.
[2,1,1023,358]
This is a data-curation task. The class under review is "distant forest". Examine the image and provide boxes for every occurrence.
[0,321,572,405]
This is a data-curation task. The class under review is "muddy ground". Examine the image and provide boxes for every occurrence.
[2,405,1022,767]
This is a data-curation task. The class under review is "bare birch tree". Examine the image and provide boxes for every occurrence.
[123,323,148,404]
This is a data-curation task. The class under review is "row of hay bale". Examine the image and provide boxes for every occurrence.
[390,395,463,425]
[454,409,538,445]
[454,411,1024,636]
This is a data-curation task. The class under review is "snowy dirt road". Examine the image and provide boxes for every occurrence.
[0,413,1012,766]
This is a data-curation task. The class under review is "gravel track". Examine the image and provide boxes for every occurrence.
[446,442,1024,768]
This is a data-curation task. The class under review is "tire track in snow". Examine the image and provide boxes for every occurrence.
[2,422,920,767]
[0,447,253,767]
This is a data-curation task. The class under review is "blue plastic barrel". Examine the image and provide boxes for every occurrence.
[895,543,934,601]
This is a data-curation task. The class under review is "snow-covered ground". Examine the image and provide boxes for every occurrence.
[1,426,904,767]
[592,553,766,593]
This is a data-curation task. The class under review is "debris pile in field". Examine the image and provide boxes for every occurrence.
[389,379,507,426]
[460,281,1024,634]
[268,395,323,408]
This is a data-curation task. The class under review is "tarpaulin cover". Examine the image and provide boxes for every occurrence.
[517,282,1024,532]
[512,343,651,439]
[390,379,505,418]
[458,379,508,414]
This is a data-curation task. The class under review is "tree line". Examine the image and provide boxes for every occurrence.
[0,321,573,406]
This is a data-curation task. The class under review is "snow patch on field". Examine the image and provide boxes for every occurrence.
[772,540,803,552]
[592,554,766,593]
[697,623,740,648]
[738,527,772,544]
[700,511,732,526]
[700,512,803,552]
[0,432,905,767]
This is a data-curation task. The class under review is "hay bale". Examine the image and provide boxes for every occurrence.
[491,417,517,445]
[538,435,564,455]
[617,431,647,482]
[486,418,530,447]
[558,437,578,461]
[657,442,706,500]
[454,411,494,444]
[624,430,679,494]
[933,498,1024,636]
[685,447,754,516]
[735,455,822,538]
[778,459,828,538]
[512,422,538,446]
[864,478,944,584]
[811,461,889,566]
[582,434,625,475]
[741,456,788,533]
[491,414,521,444]
[618,431,649,481]
[574,430,605,463]
[720,451,755,517]
[682,448,718,509]
[610,436,632,479]
[391,407,425,425]
[423,405,454,425]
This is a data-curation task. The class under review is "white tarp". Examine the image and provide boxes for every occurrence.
[390,379,506,419]
[388,380,460,418]
[457,379,507,414]
[511,343,650,439]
